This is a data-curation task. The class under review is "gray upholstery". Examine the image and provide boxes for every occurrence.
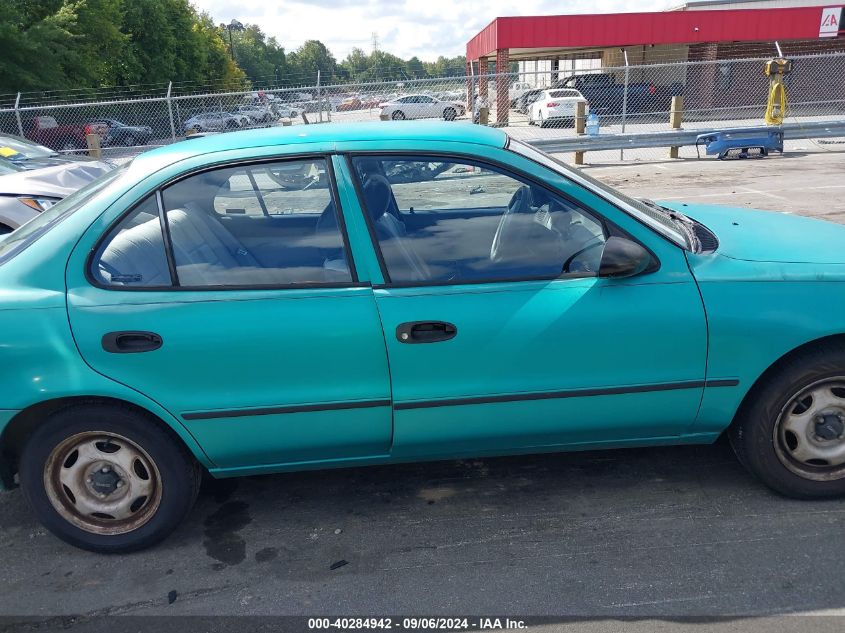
[98,213,171,286]
[99,204,283,287]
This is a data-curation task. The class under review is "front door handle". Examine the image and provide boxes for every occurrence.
[396,321,457,344]
[102,331,163,354]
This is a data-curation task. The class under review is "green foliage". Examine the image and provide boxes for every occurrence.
[0,2,466,94]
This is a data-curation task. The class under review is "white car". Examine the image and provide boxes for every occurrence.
[528,89,589,128]
[182,112,240,133]
[379,95,466,121]
[236,105,274,123]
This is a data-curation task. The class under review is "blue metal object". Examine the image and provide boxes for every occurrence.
[696,127,784,160]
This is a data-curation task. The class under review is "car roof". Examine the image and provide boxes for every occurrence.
[138,121,508,164]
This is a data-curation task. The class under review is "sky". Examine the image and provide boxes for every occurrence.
[191,0,681,62]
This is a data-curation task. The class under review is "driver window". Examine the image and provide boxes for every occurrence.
[351,156,606,285]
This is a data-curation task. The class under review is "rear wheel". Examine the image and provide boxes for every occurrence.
[19,404,201,552]
[392,110,406,120]
[730,346,845,498]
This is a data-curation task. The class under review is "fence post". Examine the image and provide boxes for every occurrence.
[317,70,322,123]
[620,50,629,161]
[14,92,23,136]
[166,81,176,141]
[574,101,586,165]
[669,95,684,159]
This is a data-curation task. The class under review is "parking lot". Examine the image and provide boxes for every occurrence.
[1,148,845,622]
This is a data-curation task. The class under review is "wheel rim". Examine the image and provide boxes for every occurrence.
[43,431,162,535]
[774,378,845,481]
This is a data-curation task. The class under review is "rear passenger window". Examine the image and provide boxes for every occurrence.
[91,196,171,287]
[91,158,353,289]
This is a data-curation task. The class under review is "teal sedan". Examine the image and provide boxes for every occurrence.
[2,122,845,552]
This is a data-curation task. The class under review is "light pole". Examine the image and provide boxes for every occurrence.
[221,19,245,62]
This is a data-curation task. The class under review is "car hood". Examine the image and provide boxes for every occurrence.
[0,161,112,197]
[659,201,845,264]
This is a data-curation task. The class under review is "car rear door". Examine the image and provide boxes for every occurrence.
[65,154,393,472]
[337,149,709,459]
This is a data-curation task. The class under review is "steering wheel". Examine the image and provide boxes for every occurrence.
[490,186,535,262]
[562,239,605,274]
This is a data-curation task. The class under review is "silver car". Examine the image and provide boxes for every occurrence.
[0,135,112,233]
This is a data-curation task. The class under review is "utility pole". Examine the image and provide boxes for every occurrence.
[371,32,379,80]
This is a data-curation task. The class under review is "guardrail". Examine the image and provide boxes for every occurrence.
[526,120,845,154]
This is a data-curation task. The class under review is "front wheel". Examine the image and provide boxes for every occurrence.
[730,346,845,498]
[19,404,201,552]
[391,110,406,120]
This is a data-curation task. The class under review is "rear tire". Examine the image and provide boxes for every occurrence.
[729,346,845,498]
[444,107,456,121]
[19,404,201,552]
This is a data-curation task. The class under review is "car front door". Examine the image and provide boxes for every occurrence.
[339,150,709,459]
[65,155,392,472]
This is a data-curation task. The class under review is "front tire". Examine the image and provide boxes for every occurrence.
[19,404,201,552]
[730,346,845,498]
[392,110,406,120]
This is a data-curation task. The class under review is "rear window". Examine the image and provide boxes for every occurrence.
[0,166,125,265]
[548,90,580,99]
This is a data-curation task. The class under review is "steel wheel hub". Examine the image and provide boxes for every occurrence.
[43,432,162,535]
[775,379,845,481]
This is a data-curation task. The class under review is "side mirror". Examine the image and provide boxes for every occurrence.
[598,236,653,279]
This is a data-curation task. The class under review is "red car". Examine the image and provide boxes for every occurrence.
[25,116,107,152]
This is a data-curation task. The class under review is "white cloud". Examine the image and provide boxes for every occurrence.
[192,0,678,61]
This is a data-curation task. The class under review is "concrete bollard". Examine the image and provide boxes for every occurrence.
[86,133,102,159]
[574,102,586,165]
[669,95,684,159]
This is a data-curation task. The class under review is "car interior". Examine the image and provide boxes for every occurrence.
[92,156,606,288]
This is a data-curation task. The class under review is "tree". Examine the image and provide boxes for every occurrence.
[288,40,337,85]
[225,24,289,87]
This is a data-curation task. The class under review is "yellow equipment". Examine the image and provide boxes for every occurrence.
[764,58,792,125]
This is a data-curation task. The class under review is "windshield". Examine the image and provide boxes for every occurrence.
[0,134,57,161]
[0,165,127,265]
[507,138,689,248]
[0,157,25,175]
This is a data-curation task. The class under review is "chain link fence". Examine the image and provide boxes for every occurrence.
[1,52,844,164]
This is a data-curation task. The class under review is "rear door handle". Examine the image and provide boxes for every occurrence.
[102,331,163,354]
[396,321,457,344]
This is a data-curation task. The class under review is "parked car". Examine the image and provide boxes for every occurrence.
[553,73,683,116]
[336,97,363,112]
[528,89,589,127]
[0,153,112,233]
[516,89,544,114]
[3,122,845,553]
[182,112,240,133]
[379,94,466,121]
[508,81,533,107]
[91,119,154,147]
[24,116,108,152]
[235,105,273,123]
